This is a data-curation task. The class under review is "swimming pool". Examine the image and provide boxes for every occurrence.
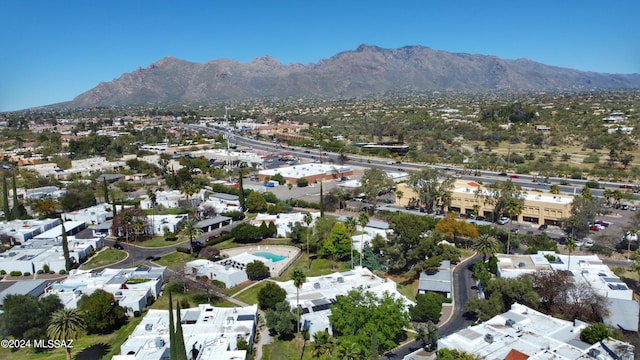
[253,251,287,263]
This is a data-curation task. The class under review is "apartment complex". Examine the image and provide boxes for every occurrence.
[396,180,573,226]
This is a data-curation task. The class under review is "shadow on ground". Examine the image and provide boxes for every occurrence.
[74,343,110,360]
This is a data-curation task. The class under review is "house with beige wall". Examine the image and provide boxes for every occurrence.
[396,180,573,226]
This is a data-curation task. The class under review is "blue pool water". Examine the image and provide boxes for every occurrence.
[253,251,287,263]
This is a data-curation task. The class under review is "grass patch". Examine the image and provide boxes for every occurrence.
[223,280,258,296]
[151,289,237,310]
[278,253,349,280]
[262,336,313,360]
[234,281,270,305]
[80,248,127,270]
[138,236,188,248]
[153,251,192,267]
[0,314,143,360]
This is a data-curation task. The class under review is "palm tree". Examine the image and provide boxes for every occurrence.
[311,330,334,358]
[344,216,357,268]
[627,229,637,260]
[473,234,501,262]
[47,308,85,360]
[505,199,523,254]
[565,238,577,270]
[336,341,362,360]
[358,212,369,268]
[292,269,306,358]
[395,190,403,206]
[179,218,203,255]
[303,212,314,258]
[147,187,157,237]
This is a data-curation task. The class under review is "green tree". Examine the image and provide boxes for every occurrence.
[303,212,314,258]
[179,218,203,255]
[505,198,523,254]
[0,294,63,342]
[77,289,126,334]
[292,269,306,337]
[246,260,270,280]
[407,168,454,213]
[47,308,85,360]
[265,300,296,338]
[414,320,438,351]
[311,329,335,358]
[321,222,352,267]
[477,179,524,222]
[246,191,268,212]
[437,348,479,360]
[358,212,369,267]
[2,176,9,220]
[336,340,363,360]
[32,198,58,218]
[580,323,613,344]
[329,287,410,354]
[359,168,394,212]
[565,238,577,270]
[409,292,445,323]
[61,220,72,271]
[257,282,287,310]
[473,234,501,263]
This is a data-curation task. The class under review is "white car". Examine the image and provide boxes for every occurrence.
[575,241,585,247]
[584,240,594,247]
[498,217,510,225]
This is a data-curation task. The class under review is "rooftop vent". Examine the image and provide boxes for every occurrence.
[145,323,153,331]
[154,337,164,348]
[518,262,526,268]
[313,282,321,289]
[337,277,344,283]
[484,334,494,343]
[506,319,516,327]
[588,349,601,358]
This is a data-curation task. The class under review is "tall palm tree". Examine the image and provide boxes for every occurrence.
[336,341,362,360]
[395,190,403,206]
[627,229,638,260]
[292,269,306,358]
[179,218,203,255]
[303,212,314,258]
[47,308,85,360]
[344,216,357,268]
[358,212,369,267]
[473,234,501,262]
[311,330,334,358]
[565,238,577,270]
[505,199,523,254]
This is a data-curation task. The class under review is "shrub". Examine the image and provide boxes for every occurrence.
[37,270,44,274]
[59,269,67,275]
[212,280,226,289]
[42,264,50,273]
[133,310,142,318]
[176,246,191,254]
[0,270,6,275]
[10,271,22,276]
[179,297,190,309]
[23,272,31,276]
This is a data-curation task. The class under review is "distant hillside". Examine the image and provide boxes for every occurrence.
[70,44,640,107]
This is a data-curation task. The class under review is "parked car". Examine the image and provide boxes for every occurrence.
[113,243,124,250]
[510,228,519,234]
[595,220,609,227]
[538,224,548,230]
[589,225,600,231]
[575,240,585,247]
[498,217,510,225]
[584,240,595,247]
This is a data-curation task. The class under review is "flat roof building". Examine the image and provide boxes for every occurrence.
[113,304,258,360]
[396,180,574,225]
[258,163,353,185]
[433,302,634,360]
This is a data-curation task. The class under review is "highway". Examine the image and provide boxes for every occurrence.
[178,123,637,199]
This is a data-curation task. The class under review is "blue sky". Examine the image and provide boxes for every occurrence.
[1,0,638,112]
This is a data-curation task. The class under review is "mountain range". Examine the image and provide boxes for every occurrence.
[70,44,640,108]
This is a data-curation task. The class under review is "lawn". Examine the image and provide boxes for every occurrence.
[234,281,269,305]
[153,251,192,267]
[278,253,349,280]
[0,314,143,360]
[137,236,188,248]
[80,248,127,270]
[262,336,313,360]
[150,289,237,310]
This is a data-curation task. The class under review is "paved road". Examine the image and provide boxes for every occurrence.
[380,255,480,359]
